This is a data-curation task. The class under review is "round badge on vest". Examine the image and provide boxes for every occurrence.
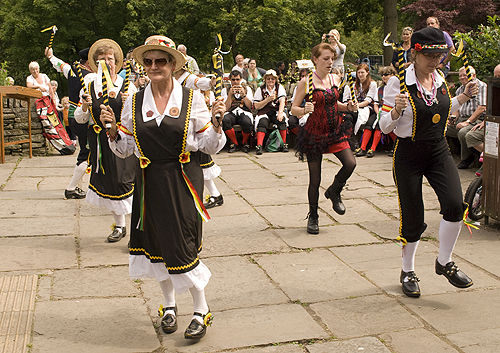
[432,114,441,124]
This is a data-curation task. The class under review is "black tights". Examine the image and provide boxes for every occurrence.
[307,149,356,205]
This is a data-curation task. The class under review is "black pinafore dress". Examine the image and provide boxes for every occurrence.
[129,87,204,274]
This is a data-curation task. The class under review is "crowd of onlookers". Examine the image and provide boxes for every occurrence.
[22,18,497,175]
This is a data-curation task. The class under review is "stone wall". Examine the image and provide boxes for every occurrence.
[2,98,49,156]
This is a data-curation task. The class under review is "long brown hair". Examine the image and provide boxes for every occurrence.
[355,63,372,98]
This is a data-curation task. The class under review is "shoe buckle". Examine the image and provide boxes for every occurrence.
[203,312,213,327]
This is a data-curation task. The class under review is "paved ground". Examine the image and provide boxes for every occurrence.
[1,146,499,353]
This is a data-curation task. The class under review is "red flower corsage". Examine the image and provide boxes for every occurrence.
[139,156,151,169]
[415,43,422,51]
[93,125,102,134]
[179,152,191,164]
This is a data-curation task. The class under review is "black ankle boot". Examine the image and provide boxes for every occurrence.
[306,205,319,234]
[325,178,346,215]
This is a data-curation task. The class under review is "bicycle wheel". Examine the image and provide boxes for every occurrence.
[464,176,483,221]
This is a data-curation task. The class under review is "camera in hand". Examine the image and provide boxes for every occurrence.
[325,34,330,38]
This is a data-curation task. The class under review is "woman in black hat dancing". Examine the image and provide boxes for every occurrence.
[380,27,478,298]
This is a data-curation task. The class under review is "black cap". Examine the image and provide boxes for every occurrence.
[411,27,448,53]
[78,47,90,61]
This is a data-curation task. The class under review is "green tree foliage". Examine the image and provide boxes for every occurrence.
[453,15,500,79]
[0,0,388,89]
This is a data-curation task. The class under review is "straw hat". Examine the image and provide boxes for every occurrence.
[263,69,278,79]
[88,39,124,73]
[133,35,186,72]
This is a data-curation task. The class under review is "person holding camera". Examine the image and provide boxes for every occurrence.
[221,70,254,153]
[322,29,346,75]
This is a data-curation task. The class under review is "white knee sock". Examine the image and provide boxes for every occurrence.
[402,241,420,273]
[437,218,462,266]
[111,212,126,228]
[189,287,209,324]
[67,161,88,190]
[159,279,176,315]
[204,179,220,197]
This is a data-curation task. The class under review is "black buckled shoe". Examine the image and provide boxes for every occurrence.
[64,187,86,199]
[204,194,223,209]
[355,148,367,157]
[282,143,289,152]
[228,144,239,153]
[184,311,213,340]
[306,212,319,234]
[158,305,177,334]
[242,144,250,153]
[435,259,473,288]
[107,225,126,243]
[256,145,263,155]
[400,270,421,298]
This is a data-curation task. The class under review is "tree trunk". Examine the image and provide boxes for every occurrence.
[384,0,398,67]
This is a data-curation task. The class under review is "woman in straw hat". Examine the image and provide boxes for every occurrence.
[100,35,226,340]
[74,38,138,243]
[380,27,478,298]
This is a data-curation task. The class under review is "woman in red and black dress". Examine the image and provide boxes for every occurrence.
[291,42,358,234]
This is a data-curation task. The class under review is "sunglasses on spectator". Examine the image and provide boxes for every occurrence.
[143,58,170,67]
[381,73,392,76]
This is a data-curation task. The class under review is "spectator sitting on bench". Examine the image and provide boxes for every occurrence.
[446,65,486,169]
[253,69,288,155]
[221,70,254,153]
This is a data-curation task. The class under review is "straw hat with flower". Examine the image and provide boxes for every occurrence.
[88,38,124,73]
[133,35,186,72]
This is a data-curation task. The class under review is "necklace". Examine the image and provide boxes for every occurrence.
[415,72,437,106]
[314,72,332,93]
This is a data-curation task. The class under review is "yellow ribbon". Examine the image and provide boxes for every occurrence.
[100,60,115,90]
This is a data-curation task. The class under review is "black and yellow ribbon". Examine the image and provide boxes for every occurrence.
[123,61,131,92]
[346,69,357,104]
[307,70,313,102]
[41,25,57,48]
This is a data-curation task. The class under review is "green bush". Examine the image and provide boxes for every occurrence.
[453,15,500,79]
[0,62,9,86]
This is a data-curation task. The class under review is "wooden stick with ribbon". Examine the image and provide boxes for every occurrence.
[346,69,357,104]
[307,70,313,102]
[452,39,475,85]
[74,61,88,96]
[123,61,132,92]
[41,25,57,48]
[99,59,115,129]
[383,32,406,113]
[211,34,231,124]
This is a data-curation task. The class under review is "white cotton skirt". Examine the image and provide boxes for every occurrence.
[85,189,133,215]
[129,255,212,294]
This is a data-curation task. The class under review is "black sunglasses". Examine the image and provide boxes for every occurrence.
[143,58,170,67]
[381,73,392,76]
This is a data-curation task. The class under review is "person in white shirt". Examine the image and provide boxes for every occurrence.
[379,27,478,298]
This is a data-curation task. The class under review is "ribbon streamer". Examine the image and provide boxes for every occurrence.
[99,60,113,129]
[74,61,88,95]
[346,69,357,104]
[307,70,313,102]
[123,61,131,92]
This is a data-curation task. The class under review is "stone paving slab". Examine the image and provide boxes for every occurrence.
[50,267,138,300]
[280,169,310,186]
[78,200,112,217]
[342,180,388,198]
[0,217,76,237]
[0,199,77,217]
[321,199,392,224]
[274,224,381,249]
[32,297,159,353]
[230,343,306,353]
[254,249,381,303]
[357,170,396,187]
[365,195,399,217]
[0,236,77,272]
[11,167,74,178]
[307,336,392,353]
[220,169,294,190]
[140,256,289,316]
[204,193,255,217]
[79,215,130,267]
[211,155,262,170]
[379,328,459,353]
[237,185,307,207]
[310,294,422,339]
[255,204,331,229]
[447,327,500,353]
[202,214,288,257]
[159,304,328,353]
[360,220,400,240]
[401,288,500,335]
[454,235,500,278]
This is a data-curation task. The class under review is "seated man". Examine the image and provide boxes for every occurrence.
[253,69,288,155]
[221,70,254,153]
[447,65,486,169]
